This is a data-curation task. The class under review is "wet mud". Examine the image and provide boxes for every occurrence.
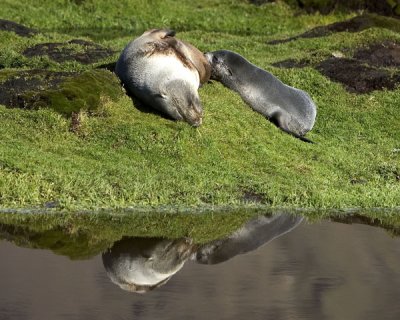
[241,190,266,203]
[268,15,400,45]
[353,41,400,67]
[0,21,121,117]
[23,39,115,64]
[317,57,400,93]
[273,41,400,93]
[0,69,122,115]
[251,1,400,17]
[0,70,76,109]
[272,58,311,69]
[0,19,38,37]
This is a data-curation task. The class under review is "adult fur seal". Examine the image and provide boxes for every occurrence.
[115,29,211,127]
[205,50,317,142]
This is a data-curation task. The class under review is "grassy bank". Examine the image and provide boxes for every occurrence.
[0,0,399,211]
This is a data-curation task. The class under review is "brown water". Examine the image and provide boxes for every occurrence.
[1,215,400,320]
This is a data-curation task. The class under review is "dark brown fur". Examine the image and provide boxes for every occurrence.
[141,29,211,85]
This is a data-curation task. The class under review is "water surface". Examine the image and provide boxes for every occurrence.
[1,214,400,320]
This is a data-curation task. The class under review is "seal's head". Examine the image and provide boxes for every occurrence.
[102,237,195,294]
[205,50,244,83]
[115,28,207,127]
[154,79,203,127]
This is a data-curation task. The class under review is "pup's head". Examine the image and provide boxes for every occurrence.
[205,50,239,82]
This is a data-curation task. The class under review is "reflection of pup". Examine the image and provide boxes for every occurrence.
[115,29,211,127]
[195,213,303,264]
[102,237,195,293]
[206,50,317,142]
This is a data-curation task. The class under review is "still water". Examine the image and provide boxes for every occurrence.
[1,213,400,320]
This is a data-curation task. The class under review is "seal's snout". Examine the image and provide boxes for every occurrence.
[184,104,203,127]
[204,52,213,65]
[165,80,203,127]
[187,95,203,127]
[190,116,202,127]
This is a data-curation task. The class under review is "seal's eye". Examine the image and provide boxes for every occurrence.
[212,55,219,63]
[153,93,166,99]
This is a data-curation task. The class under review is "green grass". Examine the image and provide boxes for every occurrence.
[0,0,399,212]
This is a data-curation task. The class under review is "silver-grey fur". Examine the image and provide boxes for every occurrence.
[205,50,317,142]
[115,29,211,127]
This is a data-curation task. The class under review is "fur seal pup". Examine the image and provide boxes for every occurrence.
[115,29,211,127]
[205,50,317,142]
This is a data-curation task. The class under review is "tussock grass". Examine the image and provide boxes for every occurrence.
[0,0,399,213]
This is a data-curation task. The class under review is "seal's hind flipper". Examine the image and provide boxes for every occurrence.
[296,134,314,144]
[164,29,176,38]
[281,127,315,144]
[269,111,314,144]
[148,29,176,39]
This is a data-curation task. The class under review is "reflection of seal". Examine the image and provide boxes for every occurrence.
[205,50,317,142]
[101,213,303,293]
[195,213,303,264]
[115,29,211,127]
[102,237,194,293]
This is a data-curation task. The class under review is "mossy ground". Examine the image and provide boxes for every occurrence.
[0,0,399,215]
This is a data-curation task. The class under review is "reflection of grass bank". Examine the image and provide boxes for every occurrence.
[0,208,262,258]
[0,0,399,210]
[0,207,399,259]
